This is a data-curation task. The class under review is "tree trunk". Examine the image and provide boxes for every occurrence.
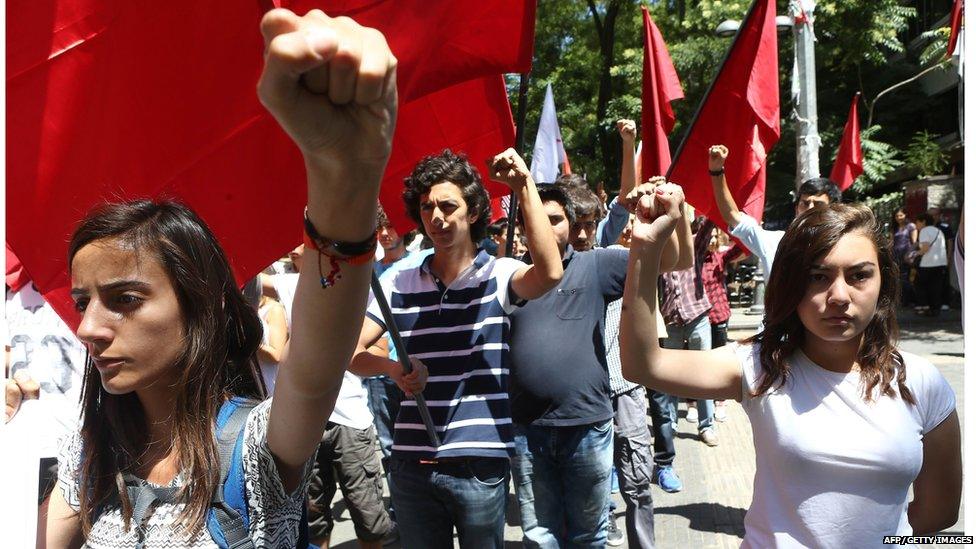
[588,0,620,187]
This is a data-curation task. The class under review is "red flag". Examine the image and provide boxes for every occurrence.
[7,1,535,327]
[382,76,516,235]
[830,94,864,192]
[948,0,964,58]
[667,0,780,232]
[640,7,684,181]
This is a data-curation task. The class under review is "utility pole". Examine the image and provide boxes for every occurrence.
[791,0,820,189]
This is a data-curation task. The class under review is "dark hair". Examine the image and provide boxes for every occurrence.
[796,177,842,205]
[68,200,264,537]
[402,150,491,244]
[915,212,935,226]
[746,203,912,404]
[375,201,391,230]
[532,184,576,226]
[558,183,599,221]
[554,173,588,190]
[487,217,509,237]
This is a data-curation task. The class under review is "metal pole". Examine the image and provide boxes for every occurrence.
[370,271,441,447]
[791,0,820,189]
[505,72,532,258]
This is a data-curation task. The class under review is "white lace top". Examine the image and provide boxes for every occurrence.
[57,399,314,548]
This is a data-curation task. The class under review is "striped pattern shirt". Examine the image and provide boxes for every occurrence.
[366,251,523,460]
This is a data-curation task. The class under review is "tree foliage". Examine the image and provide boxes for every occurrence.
[514,0,953,220]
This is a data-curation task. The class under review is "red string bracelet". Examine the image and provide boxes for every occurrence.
[303,208,377,288]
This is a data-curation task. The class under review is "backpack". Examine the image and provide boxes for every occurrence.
[117,397,311,549]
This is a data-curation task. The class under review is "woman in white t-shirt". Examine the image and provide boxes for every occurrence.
[913,212,949,317]
[618,189,961,548]
[43,12,413,548]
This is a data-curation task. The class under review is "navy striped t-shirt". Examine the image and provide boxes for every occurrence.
[366,251,523,460]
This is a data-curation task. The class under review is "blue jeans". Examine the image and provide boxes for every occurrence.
[663,314,714,432]
[388,457,509,549]
[512,420,614,548]
[365,376,401,469]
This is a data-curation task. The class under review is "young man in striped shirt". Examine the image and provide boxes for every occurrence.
[351,148,563,547]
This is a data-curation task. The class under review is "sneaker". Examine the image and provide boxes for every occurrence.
[686,404,699,424]
[607,511,625,546]
[700,427,719,447]
[654,465,683,493]
[942,304,951,311]
[715,401,728,422]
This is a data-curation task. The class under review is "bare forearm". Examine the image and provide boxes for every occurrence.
[674,205,694,270]
[618,139,637,204]
[620,244,665,386]
[908,501,959,535]
[711,174,742,228]
[349,347,401,378]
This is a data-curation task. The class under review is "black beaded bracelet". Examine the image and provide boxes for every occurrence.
[708,168,725,176]
[303,208,377,257]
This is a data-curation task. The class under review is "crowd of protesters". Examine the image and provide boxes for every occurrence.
[3,9,963,549]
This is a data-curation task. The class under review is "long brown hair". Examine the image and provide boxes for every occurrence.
[746,203,914,404]
[68,200,264,537]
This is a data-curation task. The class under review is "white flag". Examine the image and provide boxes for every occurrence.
[530,83,568,184]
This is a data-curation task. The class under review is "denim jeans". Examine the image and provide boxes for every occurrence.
[647,389,676,467]
[663,314,714,432]
[512,420,614,548]
[365,376,402,470]
[388,457,509,549]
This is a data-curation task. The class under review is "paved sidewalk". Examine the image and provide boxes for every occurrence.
[325,305,965,548]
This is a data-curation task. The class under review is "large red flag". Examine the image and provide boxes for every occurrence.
[666,0,780,232]
[830,94,863,192]
[640,7,684,181]
[7,1,534,327]
[948,0,964,58]
[383,76,516,236]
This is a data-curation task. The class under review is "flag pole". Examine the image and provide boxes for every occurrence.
[665,0,762,181]
[505,71,531,258]
[370,272,441,447]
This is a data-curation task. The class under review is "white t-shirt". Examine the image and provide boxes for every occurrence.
[735,343,955,548]
[730,213,784,281]
[57,400,314,548]
[6,284,86,458]
[918,225,948,268]
[330,371,374,431]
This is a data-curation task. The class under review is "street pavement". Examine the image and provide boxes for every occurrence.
[326,305,965,548]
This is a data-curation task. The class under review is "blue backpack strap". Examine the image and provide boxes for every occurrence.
[207,397,258,549]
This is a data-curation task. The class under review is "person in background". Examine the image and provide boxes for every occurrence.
[695,218,745,422]
[890,208,917,307]
[487,217,528,259]
[375,203,409,278]
[709,144,840,281]
[913,212,948,317]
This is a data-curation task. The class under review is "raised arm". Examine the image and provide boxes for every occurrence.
[257,9,401,489]
[617,119,639,203]
[490,149,563,300]
[619,184,741,401]
[708,145,744,229]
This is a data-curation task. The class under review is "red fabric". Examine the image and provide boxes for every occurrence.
[6,244,31,293]
[830,94,863,192]
[666,0,780,232]
[7,1,534,328]
[639,7,684,181]
[384,76,516,236]
[702,247,744,324]
[948,0,964,58]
